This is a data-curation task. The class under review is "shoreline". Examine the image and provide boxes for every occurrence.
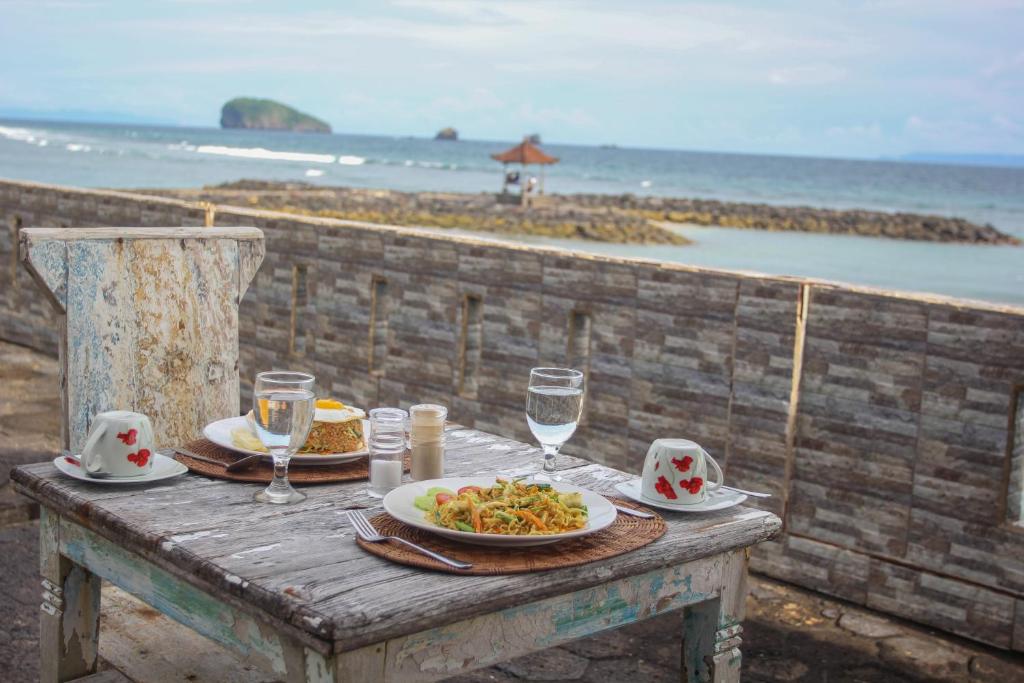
[140,180,1019,246]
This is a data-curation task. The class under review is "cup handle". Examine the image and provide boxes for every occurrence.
[701,448,723,491]
[82,422,107,475]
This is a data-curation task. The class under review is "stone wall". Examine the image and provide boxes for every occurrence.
[2,179,1023,652]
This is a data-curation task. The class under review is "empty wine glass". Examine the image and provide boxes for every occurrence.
[525,367,585,479]
[251,371,316,504]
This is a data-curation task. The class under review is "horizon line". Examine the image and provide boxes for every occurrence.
[2,111,1024,172]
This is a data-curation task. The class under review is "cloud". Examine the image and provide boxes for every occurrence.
[769,64,847,86]
[4,0,1024,154]
[991,114,1021,133]
[516,103,597,128]
[981,50,1024,78]
[429,88,504,114]
[826,123,883,139]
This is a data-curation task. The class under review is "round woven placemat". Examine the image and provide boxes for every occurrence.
[356,498,665,574]
[176,439,408,485]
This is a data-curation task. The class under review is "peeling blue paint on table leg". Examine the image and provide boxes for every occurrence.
[382,556,729,682]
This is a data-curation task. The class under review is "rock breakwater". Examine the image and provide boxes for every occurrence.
[143,181,691,245]
[141,181,1018,246]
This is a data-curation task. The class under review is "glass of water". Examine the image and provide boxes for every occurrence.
[251,371,316,504]
[526,367,585,479]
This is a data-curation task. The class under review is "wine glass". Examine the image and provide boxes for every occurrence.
[251,371,316,504]
[525,367,585,479]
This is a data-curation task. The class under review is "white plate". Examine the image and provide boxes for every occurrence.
[382,477,617,547]
[614,479,747,512]
[203,416,368,466]
[54,453,188,485]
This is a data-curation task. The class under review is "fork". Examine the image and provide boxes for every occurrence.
[346,510,473,570]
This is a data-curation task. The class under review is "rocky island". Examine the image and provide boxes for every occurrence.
[220,97,331,133]
[435,127,458,141]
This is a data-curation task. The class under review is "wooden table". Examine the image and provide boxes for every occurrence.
[13,427,780,683]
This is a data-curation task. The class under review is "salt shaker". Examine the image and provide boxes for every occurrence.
[409,404,447,481]
[367,407,407,498]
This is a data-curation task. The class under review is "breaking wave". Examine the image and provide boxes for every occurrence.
[195,145,336,164]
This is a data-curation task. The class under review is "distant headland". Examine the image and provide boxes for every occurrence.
[220,98,331,133]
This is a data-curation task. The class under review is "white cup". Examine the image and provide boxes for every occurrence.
[641,439,723,505]
[81,411,155,478]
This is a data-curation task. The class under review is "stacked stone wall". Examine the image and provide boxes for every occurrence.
[2,179,1023,651]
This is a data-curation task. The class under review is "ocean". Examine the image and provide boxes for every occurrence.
[2,118,1023,306]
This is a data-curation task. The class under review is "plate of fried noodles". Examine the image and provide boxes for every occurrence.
[382,477,617,546]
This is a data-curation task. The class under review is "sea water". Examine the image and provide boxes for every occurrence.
[2,118,1022,304]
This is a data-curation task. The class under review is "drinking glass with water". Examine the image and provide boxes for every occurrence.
[252,371,316,504]
[526,367,585,478]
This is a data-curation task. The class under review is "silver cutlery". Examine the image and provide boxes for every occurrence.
[613,504,655,519]
[164,447,261,473]
[346,510,473,570]
[721,485,772,499]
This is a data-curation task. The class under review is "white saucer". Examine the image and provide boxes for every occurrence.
[54,453,188,485]
[614,479,747,512]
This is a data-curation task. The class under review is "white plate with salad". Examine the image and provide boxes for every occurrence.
[381,477,617,547]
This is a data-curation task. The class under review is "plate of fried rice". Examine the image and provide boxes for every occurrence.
[382,477,617,546]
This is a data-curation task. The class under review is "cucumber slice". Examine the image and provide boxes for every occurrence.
[454,520,475,532]
[425,486,456,497]
[413,495,436,511]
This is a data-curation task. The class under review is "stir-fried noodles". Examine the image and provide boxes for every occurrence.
[421,479,588,535]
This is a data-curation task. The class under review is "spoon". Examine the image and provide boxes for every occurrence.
[721,485,772,499]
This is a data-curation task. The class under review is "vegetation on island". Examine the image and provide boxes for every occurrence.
[220,98,331,133]
[435,127,458,141]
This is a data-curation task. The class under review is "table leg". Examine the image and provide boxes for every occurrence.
[681,549,747,683]
[39,508,101,683]
[333,644,387,682]
[281,643,386,683]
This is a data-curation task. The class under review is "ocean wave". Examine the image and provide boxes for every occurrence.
[66,143,91,152]
[305,169,324,177]
[395,158,462,170]
[0,125,50,147]
[337,155,365,166]
[195,145,335,164]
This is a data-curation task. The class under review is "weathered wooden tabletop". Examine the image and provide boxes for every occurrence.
[13,426,781,657]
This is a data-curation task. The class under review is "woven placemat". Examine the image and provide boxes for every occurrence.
[356,498,665,574]
[176,439,408,485]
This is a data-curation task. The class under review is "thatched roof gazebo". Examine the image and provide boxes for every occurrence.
[491,139,559,203]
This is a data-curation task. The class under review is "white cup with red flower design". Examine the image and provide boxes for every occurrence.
[81,411,155,478]
[641,439,723,505]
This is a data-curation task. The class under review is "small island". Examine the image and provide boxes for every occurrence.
[220,97,331,133]
[435,127,458,141]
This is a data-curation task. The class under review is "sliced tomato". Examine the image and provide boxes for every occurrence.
[457,485,483,495]
[435,493,454,506]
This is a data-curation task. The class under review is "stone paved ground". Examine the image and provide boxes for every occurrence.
[2,339,1023,683]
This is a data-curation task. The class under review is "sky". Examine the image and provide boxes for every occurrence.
[1,0,1022,158]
